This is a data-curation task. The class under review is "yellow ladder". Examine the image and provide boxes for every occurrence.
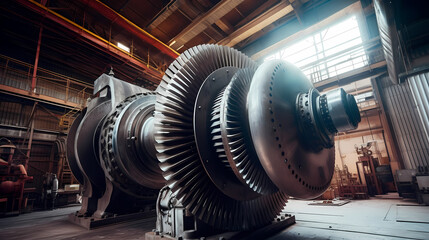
[59,88,86,131]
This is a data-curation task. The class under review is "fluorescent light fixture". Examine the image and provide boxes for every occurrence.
[117,42,130,53]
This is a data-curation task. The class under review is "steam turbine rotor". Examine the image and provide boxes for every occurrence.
[155,45,287,230]
[155,44,361,230]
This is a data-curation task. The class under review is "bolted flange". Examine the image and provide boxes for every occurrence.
[296,88,361,151]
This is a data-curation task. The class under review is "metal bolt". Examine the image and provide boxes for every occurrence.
[212,77,215,81]
[198,105,202,109]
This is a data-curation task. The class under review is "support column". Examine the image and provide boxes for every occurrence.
[31,25,43,93]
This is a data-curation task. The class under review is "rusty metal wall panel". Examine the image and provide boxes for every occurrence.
[408,72,429,145]
[383,79,429,169]
[0,101,60,132]
[0,101,22,126]
[34,108,59,131]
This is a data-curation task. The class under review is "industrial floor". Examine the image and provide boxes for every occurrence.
[1,195,428,240]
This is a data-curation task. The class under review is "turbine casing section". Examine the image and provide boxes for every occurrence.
[67,74,165,220]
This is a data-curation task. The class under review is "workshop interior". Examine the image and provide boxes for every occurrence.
[0,0,428,239]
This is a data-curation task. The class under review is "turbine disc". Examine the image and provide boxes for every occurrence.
[155,44,287,230]
[247,60,335,199]
[211,68,278,195]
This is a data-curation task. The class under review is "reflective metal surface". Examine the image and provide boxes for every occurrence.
[194,66,260,200]
[75,99,111,193]
[325,88,360,132]
[66,109,85,184]
[247,60,334,199]
[155,45,287,230]
[99,93,165,197]
[66,74,164,221]
[215,68,277,195]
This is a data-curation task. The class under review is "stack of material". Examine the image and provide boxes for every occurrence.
[330,165,368,199]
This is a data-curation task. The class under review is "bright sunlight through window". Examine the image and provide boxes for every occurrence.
[265,16,368,83]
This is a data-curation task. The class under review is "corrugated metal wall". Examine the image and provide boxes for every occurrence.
[0,101,60,132]
[408,72,429,145]
[382,77,429,169]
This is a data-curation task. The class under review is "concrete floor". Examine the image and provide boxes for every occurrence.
[0,196,428,240]
[276,196,429,239]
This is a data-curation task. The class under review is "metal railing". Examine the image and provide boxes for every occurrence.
[0,54,92,107]
[300,38,384,84]
[266,37,384,85]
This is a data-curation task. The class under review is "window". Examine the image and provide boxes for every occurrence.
[265,16,368,83]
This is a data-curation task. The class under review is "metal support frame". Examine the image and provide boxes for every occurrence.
[76,0,178,59]
[16,0,163,83]
[23,102,38,171]
[145,187,296,240]
[31,25,43,93]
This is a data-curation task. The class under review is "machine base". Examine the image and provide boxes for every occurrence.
[145,215,295,240]
[68,210,156,229]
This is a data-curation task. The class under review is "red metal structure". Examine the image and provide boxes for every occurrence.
[16,0,164,84]
[77,0,179,59]
[0,145,34,215]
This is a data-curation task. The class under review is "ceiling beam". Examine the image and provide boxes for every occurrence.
[168,0,245,50]
[215,19,234,35]
[16,0,163,84]
[146,0,200,30]
[146,2,180,30]
[76,0,179,59]
[235,0,280,29]
[217,0,294,47]
[242,0,360,59]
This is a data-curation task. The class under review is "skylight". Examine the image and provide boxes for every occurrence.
[265,16,368,83]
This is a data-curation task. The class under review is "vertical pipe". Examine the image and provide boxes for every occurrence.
[49,144,55,173]
[31,25,43,93]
